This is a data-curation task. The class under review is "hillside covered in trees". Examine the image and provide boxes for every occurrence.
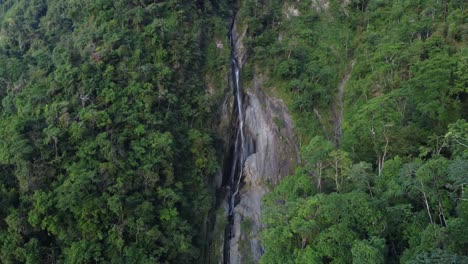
[0,0,467,263]
[0,0,227,262]
[242,0,468,263]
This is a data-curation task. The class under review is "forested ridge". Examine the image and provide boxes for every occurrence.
[0,0,467,263]
[0,0,228,263]
[232,0,468,263]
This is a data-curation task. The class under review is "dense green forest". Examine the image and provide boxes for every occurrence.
[0,0,228,262]
[0,0,467,263]
[232,0,468,263]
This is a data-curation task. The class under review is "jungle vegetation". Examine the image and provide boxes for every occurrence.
[0,0,467,263]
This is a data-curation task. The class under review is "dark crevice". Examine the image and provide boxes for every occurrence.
[222,10,255,264]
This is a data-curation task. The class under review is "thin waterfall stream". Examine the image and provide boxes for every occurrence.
[222,17,252,264]
[230,57,245,215]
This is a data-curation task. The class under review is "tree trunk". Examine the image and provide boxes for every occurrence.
[420,181,433,224]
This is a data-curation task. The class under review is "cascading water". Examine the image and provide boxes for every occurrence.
[230,57,245,214]
[222,18,251,264]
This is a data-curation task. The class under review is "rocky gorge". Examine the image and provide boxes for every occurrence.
[207,5,299,263]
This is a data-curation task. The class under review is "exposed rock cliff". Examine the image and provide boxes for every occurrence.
[204,5,299,263]
[222,11,299,264]
[228,75,298,264]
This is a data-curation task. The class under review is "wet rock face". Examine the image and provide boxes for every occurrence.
[245,85,298,185]
[217,7,298,264]
[285,5,300,18]
[311,0,330,12]
[230,16,248,69]
[228,72,298,264]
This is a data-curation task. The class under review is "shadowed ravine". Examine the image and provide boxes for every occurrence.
[222,16,254,264]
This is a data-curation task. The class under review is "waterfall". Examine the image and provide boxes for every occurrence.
[229,57,245,215]
[223,19,248,264]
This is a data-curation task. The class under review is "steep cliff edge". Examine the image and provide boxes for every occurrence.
[229,76,298,264]
[206,0,468,263]
[221,11,299,264]
[203,3,299,262]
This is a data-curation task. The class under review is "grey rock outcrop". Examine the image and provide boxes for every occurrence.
[212,8,299,264]
[227,71,298,263]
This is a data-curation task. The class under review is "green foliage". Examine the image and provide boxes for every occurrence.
[1,0,467,263]
[262,191,385,264]
[445,119,468,158]
[255,0,468,263]
[0,0,226,262]
[351,237,385,264]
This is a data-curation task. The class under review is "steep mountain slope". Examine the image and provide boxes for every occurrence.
[225,0,467,263]
[0,0,225,262]
[0,0,467,263]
